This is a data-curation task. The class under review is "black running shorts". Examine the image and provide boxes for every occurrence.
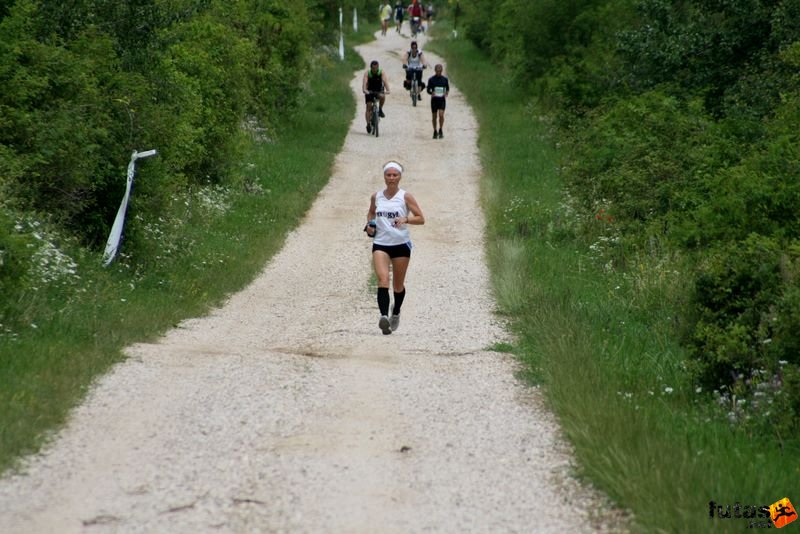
[430,96,446,112]
[372,242,412,258]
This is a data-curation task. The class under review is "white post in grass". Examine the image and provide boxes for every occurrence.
[353,7,358,32]
[102,149,157,266]
[338,7,345,60]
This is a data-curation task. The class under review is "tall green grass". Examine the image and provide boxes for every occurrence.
[0,36,371,474]
[429,25,799,533]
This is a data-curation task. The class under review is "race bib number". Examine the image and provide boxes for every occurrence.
[434,86,446,97]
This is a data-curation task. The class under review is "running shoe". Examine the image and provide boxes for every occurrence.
[379,109,386,118]
[367,123,372,134]
[433,131,438,139]
[438,129,443,139]
[379,315,392,335]
[390,314,400,331]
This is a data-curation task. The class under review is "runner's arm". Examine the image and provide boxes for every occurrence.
[366,194,378,236]
[403,193,425,225]
[367,194,378,223]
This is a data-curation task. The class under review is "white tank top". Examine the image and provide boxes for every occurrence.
[374,189,410,246]
[407,50,423,70]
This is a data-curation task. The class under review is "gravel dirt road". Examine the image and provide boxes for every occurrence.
[0,30,623,533]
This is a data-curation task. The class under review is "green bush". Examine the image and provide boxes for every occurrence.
[772,276,800,363]
[683,88,800,247]
[689,235,782,374]
[617,0,793,116]
[458,0,495,50]
[562,91,722,238]
[247,0,313,121]
[542,0,637,109]
[0,6,128,238]
[0,209,33,303]
[687,234,800,437]
[0,0,319,252]
[158,15,256,179]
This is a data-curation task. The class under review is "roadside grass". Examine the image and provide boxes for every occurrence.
[429,25,799,533]
[0,36,370,474]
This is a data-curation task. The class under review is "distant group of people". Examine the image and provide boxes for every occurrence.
[380,0,435,35]
[361,40,449,139]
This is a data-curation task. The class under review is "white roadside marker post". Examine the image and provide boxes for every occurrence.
[339,7,345,60]
[102,149,157,266]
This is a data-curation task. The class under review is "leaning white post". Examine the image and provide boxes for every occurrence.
[102,149,157,266]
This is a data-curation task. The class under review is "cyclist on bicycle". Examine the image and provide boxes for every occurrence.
[362,60,390,134]
[407,0,423,36]
[402,41,428,100]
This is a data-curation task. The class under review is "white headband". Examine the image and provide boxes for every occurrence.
[383,161,403,174]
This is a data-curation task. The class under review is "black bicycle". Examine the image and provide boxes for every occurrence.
[410,16,421,37]
[404,66,426,107]
[366,91,383,137]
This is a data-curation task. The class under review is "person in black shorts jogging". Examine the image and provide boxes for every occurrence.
[364,161,425,335]
[426,63,449,138]
[394,0,404,33]
[362,60,391,134]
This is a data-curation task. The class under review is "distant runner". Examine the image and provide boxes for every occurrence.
[427,63,450,138]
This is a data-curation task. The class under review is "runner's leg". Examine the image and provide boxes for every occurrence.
[373,251,392,316]
[390,256,410,294]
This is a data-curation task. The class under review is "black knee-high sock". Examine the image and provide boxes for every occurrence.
[377,287,390,316]
[392,289,406,315]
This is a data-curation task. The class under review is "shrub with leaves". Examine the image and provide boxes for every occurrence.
[0,8,136,243]
[0,209,34,304]
[0,0,318,252]
[687,234,800,437]
[561,90,725,240]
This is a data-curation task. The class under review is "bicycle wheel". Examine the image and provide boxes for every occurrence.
[411,80,418,107]
[372,106,380,137]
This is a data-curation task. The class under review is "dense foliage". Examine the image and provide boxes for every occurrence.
[0,0,373,329]
[460,0,800,439]
[0,0,311,243]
